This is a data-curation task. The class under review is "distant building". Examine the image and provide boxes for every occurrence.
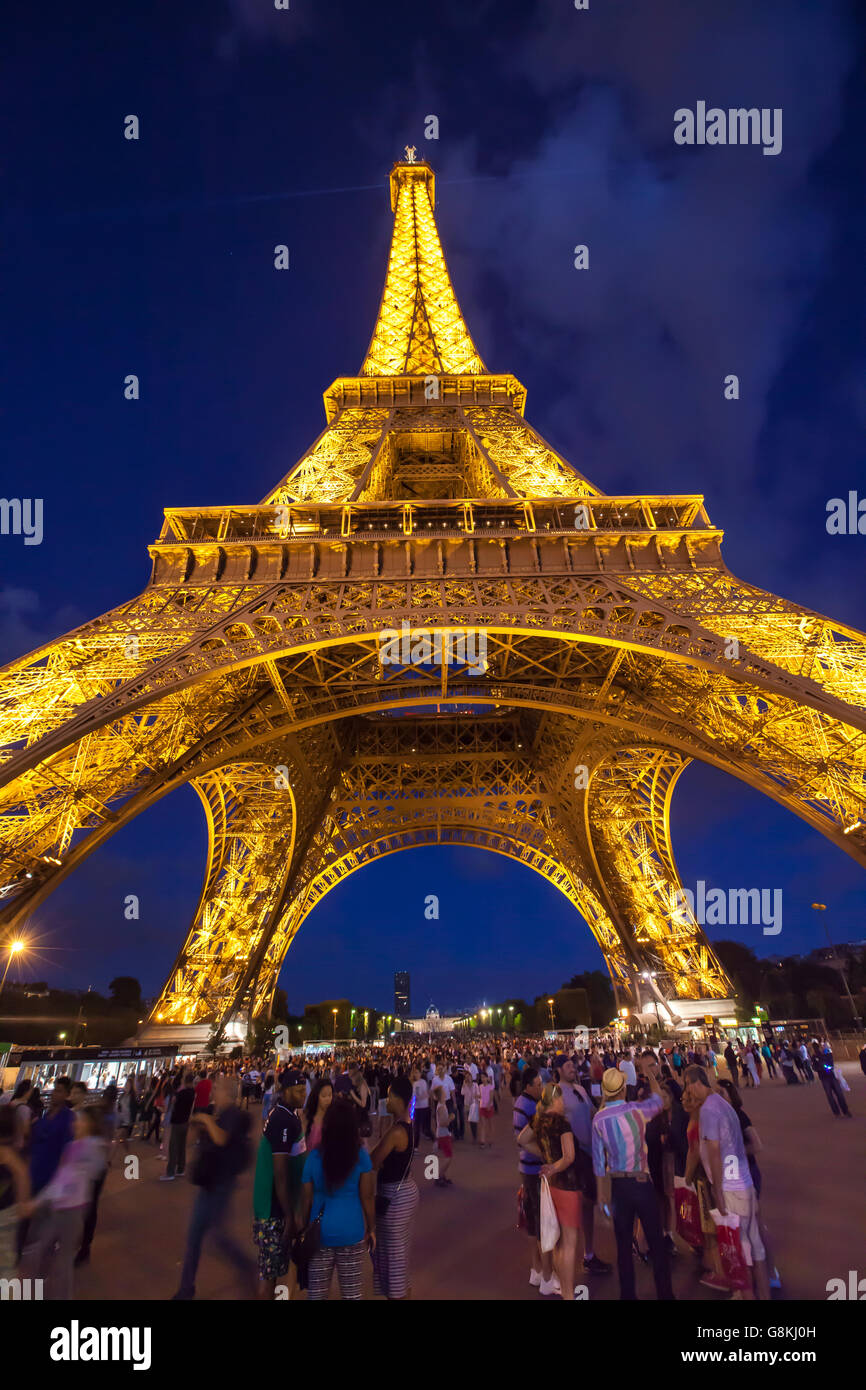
[394,971,410,1017]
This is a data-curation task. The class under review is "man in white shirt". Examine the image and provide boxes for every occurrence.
[618,1050,637,1100]
[432,1062,456,1114]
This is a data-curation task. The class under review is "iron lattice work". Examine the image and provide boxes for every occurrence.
[2,155,866,1030]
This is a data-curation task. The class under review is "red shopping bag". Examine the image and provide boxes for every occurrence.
[674,1177,703,1249]
[712,1210,750,1290]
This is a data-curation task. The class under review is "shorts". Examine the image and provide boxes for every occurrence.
[550,1185,582,1229]
[253,1217,289,1280]
[437,1137,453,1159]
[521,1173,541,1239]
[723,1187,765,1266]
[480,1106,494,1119]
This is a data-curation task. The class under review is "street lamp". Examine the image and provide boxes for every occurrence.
[811,903,862,1029]
[547,997,555,1029]
[332,1007,338,1041]
[0,939,24,996]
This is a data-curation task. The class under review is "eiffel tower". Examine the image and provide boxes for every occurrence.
[3,151,865,1044]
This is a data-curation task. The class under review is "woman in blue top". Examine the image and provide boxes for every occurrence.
[301,1098,376,1300]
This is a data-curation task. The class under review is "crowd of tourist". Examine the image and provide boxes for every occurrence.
[0,1029,860,1300]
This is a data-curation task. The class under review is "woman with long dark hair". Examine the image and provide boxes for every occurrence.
[370,1075,417,1300]
[301,1098,375,1300]
[303,1080,333,1151]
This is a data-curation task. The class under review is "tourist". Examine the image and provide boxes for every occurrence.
[261,1072,276,1125]
[8,1080,34,1153]
[301,1099,375,1300]
[371,1075,417,1300]
[431,1061,455,1119]
[432,1087,453,1186]
[516,1083,582,1300]
[512,1068,555,1295]
[30,1077,74,1196]
[553,1054,610,1275]
[0,1105,29,1280]
[116,1075,138,1151]
[22,1105,106,1300]
[161,1070,196,1182]
[815,1043,852,1118]
[410,1066,430,1145]
[779,1041,799,1085]
[619,1048,638,1100]
[171,1075,254,1300]
[683,1065,769,1299]
[193,1069,213,1113]
[478,1071,495,1148]
[591,1059,674,1301]
[463,1071,480,1142]
[347,1062,372,1137]
[252,1069,307,1300]
[304,1079,333,1152]
[796,1041,815,1083]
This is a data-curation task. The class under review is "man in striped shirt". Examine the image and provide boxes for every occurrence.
[591,1058,674,1300]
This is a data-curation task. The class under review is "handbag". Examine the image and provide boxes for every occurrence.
[539,1175,560,1253]
[376,1126,414,1216]
[674,1176,702,1249]
[290,1204,324,1289]
[711,1209,750,1290]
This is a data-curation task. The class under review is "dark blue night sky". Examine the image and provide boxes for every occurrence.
[3,0,865,1014]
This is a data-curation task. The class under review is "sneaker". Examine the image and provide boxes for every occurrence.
[584,1254,612,1274]
[539,1275,561,1297]
[159,1174,175,1182]
[529,1269,542,1288]
[769,1268,782,1290]
[699,1273,730,1291]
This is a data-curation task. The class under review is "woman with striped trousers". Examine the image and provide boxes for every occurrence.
[371,1075,418,1300]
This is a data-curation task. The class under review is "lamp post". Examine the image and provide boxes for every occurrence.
[547,997,555,1030]
[811,903,861,1029]
[0,940,24,997]
[508,1005,514,1033]
[332,1007,338,1042]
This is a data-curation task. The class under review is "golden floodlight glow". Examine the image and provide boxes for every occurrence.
[1,154,865,1037]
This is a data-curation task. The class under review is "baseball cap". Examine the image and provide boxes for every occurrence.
[280,1068,306,1087]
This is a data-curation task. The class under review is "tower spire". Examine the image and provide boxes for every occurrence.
[360,155,486,377]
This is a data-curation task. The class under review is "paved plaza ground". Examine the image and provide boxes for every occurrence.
[72,1062,865,1302]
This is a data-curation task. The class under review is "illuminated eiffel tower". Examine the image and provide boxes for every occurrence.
[3,150,866,1042]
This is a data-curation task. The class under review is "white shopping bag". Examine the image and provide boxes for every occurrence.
[539,1175,561,1253]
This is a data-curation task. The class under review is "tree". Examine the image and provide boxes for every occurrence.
[246,1015,275,1056]
[561,971,614,1027]
[108,976,142,1010]
[271,988,290,1022]
[712,942,762,1010]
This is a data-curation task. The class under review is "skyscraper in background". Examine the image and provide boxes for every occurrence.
[394,971,410,1017]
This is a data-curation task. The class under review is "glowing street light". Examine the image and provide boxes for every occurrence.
[332,1007,338,1041]
[0,939,24,996]
[547,997,555,1029]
